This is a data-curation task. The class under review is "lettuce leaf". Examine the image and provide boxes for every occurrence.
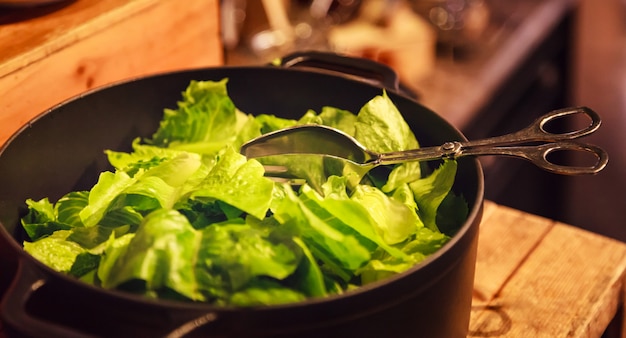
[190,147,274,220]
[98,209,203,300]
[350,184,422,245]
[196,219,299,294]
[148,79,238,153]
[228,279,307,306]
[23,230,85,272]
[354,91,418,153]
[410,160,458,231]
[21,198,72,240]
[353,91,422,192]
[79,152,204,228]
[304,178,409,258]
[298,106,357,136]
[272,184,371,281]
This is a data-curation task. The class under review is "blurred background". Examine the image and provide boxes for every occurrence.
[220,0,626,242]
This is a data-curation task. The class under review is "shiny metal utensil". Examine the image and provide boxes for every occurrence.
[241,107,608,191]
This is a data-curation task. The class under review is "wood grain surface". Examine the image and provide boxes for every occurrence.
[0,0,222,145]
[469,201,626,337]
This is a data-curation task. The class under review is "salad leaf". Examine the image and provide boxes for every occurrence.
[196,218,299,294]
[148,79,237,152]
[410,159,458,231]
[80,153,205,228]
[23,230,85,272]
[436,190,470,235]
[382,160,423,193]
[271,184,371,281]
[289,237,327,297]
[298,106,357,136]
[354,91,417,153]
[69,252,101,277]
[99,209,204,301]
[56,191,90,227]
[96,233,134,289]
[229,279,306,306]
[353,91,422,192]
[79,171,135,227]
[21,198,72,240]
[356,227,449,284]
[232,112,263,149]
[350,184,422,245]
[105,139,187,172]
[190,147,274,220]
[253,114,298,134]
[67,224,131,250]
[303,178,408,258]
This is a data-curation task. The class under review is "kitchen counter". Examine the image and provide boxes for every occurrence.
[1,200,624,337]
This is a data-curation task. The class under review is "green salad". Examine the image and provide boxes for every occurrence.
[21,79,468,306]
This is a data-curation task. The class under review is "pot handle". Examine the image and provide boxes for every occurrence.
[1,261,94,338]
[276,51,402,94]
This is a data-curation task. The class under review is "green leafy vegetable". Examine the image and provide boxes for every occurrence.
[149,79,237,150]
[190,147,273,220]
[21,79,468,306]
[410,159,459,231]
[23,230,85,272]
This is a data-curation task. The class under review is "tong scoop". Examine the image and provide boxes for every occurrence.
[241,107,608,190]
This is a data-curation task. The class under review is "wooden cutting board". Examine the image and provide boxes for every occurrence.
[0,0,223,145]
[469,201,626,337]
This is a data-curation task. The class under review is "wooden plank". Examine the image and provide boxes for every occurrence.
[0,0,154,76]
[469,202,555,336]
[501,224,626,337]
[0,0,222,145]
[470,205,626,337]
[472,201,554,301]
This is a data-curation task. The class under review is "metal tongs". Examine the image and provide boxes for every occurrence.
[241,107,608,191]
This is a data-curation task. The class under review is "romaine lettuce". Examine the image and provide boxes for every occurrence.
[21,79,468,306]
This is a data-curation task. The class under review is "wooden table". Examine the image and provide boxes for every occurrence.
[468,201,626,337]
[1,201,624,337]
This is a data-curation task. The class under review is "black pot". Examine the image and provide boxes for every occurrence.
[0,52,484,338]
